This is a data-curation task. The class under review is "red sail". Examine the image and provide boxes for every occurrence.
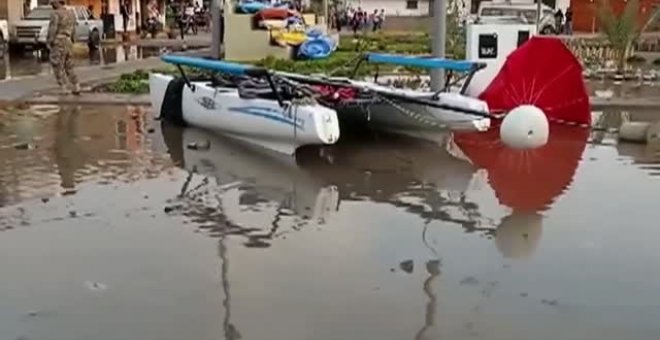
[478,36,591,126]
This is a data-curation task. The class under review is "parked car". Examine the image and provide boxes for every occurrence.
[0,20,8,51]
[474,1,557,34]
[9,5,104,54]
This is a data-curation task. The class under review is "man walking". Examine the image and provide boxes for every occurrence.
[47,0,80,95]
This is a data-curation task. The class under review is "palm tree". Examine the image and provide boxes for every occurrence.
[596,0,659,72]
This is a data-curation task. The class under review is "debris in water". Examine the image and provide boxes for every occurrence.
[13,142,31,150]
[541,299,558,306]
[62,190,77,196]
[520,293,528,297]
[84,281,108,292]
[399,260,414,274]
[41,197,49,203]
[460,276,480,286]
[186,140,210,150]
[69,211,77,218]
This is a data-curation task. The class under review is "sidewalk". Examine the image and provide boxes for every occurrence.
[0,48,209,102]
[102,32,212,48]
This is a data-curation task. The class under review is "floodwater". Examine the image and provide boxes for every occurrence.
[1,104,660,340]
[0,46,169,81]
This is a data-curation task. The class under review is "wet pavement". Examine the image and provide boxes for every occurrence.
[1,104,660,340]
[0,46,172,81]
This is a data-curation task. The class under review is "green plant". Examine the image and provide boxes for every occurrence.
[596,0,658,72]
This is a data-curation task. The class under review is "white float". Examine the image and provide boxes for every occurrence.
[500,105,549,149]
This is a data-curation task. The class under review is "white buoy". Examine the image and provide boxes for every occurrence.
[499,105,549,150]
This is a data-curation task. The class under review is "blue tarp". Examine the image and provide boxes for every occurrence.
[364,53,479,72]
[298,36,337,60]
[161,55,253,76]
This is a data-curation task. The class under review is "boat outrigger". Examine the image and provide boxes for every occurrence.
[277,52,494,134]
[150,55,341,155]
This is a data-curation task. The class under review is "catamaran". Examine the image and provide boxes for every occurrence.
[150,36,592,154]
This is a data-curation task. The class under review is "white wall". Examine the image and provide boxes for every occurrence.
[346,0,430,16]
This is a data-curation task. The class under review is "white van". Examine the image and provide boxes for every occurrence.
[474,1,558,34]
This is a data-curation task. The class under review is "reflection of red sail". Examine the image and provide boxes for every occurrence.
[453,124,589,212]
[479,36,591,126]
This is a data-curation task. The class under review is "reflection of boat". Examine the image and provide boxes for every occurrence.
[149,56,340,155]
[160,122,587,256]
[161,123,339,244]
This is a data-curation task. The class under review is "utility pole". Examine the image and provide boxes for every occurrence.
[536,0,542,33]
[211,0,223,59]
[430,0,447,92]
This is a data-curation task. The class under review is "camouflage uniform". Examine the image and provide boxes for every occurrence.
[47,2,79,93]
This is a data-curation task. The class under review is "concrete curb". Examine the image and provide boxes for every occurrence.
[24,94,151,106]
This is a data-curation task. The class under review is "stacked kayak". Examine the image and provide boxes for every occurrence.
[254,7,303,29]
[236,0,287,14]
[298,34,338,59]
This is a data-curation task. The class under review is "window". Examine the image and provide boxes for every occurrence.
[406,0,418,9]
[76,8,88,21]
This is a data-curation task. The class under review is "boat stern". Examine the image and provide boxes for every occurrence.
[149,73,175,119]
[430,92,491,132]
[302,104,341,145]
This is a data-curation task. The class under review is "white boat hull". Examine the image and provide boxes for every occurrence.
[149,73,341,155]
[349,81,491,133]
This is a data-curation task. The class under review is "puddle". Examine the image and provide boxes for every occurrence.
[0,45,185,81]
[1,105,660,340]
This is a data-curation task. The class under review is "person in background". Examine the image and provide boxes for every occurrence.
[120,0,130,33]
[351,8,362,36]
[554,8,563,35]
[378,9,385,30]
[23,0,31,18]
[47,0,80,95]
[370,9,379,32]
[564,7,573,35]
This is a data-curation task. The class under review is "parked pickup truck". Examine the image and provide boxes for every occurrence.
[10,5,103,53]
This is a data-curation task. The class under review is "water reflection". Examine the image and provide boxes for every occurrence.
[0,104,168,205]
[3,106,660,339]
[616,139,660,177]
[0,46,168,81]
[454,124,590,212]
[159,122,590,260]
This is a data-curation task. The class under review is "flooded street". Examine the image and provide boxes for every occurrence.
[0,46,169,81]
[1,104,660,340]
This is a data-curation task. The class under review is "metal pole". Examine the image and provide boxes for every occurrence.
[536,0,542,33]
[430,0,447,92]
[211,0,222,59]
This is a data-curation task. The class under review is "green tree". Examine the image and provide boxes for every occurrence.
[596,0,658,72]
